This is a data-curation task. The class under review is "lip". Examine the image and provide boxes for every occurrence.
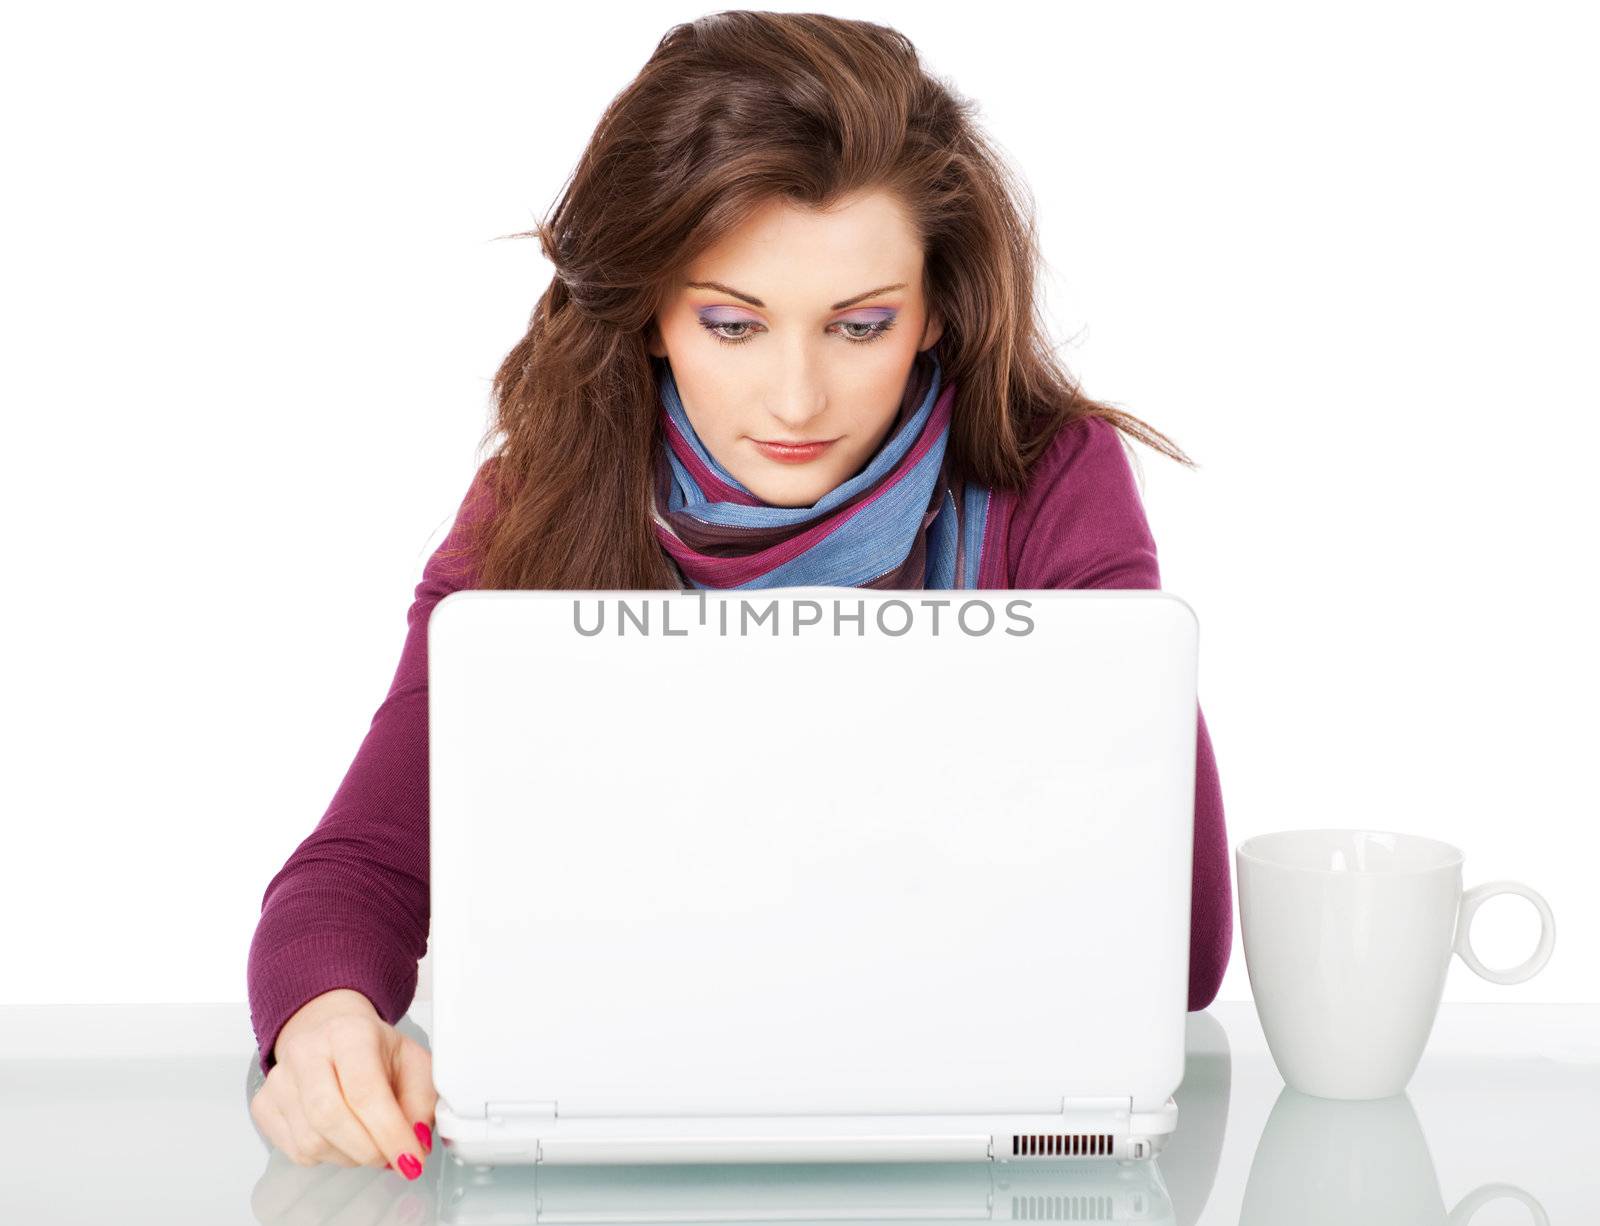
[751,437,838,464]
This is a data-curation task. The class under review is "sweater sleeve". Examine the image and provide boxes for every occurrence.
[247,463,498,1075]
[1008,416,1233,1012]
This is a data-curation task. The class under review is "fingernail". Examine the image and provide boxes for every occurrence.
[384,1161,393,1169]
[414,1121,433,1154]
[396,1152,422,1180]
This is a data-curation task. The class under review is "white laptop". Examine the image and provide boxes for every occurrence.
[428,588,1199,1167]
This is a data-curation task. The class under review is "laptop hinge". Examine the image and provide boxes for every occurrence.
[485,1099,557,1121]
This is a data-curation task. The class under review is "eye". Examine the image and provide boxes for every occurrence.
[699,319,760,345]
[697,316,900,347]
[835,318,898,344]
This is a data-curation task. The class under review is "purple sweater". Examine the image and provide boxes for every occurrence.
[248,415,1233,1074]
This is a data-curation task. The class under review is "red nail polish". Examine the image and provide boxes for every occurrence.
[397,1152,422,1180]
[414,1121,433,1153]
[384,1161,393,1169]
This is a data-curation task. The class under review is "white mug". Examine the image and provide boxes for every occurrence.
[1236,828,1556,1100]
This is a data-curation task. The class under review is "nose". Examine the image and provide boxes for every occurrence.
[760,348,828,436]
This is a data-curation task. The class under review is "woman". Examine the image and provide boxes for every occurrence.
[246,11,1233,1178]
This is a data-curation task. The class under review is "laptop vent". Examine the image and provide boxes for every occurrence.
[1011,1194,1114,1219]
[1010,1133,1113,1157]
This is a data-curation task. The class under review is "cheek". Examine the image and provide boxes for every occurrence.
[839,366,914,430]
[664,347,743,437]
[680,371,750,439]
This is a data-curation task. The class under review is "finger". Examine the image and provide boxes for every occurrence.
[334,1034,428,1173]
[298,1056,384,1166]
[249,1088,297,1158]
[280,1094,349,1166]
[260,1064,337,1166]
[392,1038,439,1154]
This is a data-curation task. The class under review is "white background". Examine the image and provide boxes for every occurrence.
[2,1,1595,1008]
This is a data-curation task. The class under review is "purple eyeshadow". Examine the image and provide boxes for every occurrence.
[695,307,899,324]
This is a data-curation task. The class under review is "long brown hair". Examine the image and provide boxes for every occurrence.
[449,10,1194,589]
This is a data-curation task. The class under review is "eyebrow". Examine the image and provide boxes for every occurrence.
[685,280,907,310]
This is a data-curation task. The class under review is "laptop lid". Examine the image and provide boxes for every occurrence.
[428,588,1197,1125]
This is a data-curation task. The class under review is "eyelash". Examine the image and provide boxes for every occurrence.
[698,317,899,347]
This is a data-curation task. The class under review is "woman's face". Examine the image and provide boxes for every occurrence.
[647,188,942,508]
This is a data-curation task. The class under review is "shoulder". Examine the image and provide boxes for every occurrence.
[1003,414,1161,590]
[1022,413,1136,500]
[422,457,504,589]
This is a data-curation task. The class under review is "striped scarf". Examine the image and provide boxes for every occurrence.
[650,350,992,590]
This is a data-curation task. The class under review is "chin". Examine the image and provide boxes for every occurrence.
[755,487,825,509]
[745,470,833,508]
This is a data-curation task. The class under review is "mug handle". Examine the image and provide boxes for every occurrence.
[1453,881,1556,985]
[1447,1181,1550,1224]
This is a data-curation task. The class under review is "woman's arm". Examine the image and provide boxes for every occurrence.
[1008,415,1233,1011]
[247,464,497,1075]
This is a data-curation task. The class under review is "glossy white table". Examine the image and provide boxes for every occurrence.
[0,1000,1593,1223]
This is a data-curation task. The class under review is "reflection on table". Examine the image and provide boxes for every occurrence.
[0,1001,1592,1222]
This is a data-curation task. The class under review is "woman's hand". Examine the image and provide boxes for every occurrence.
[249,988,437,1178]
